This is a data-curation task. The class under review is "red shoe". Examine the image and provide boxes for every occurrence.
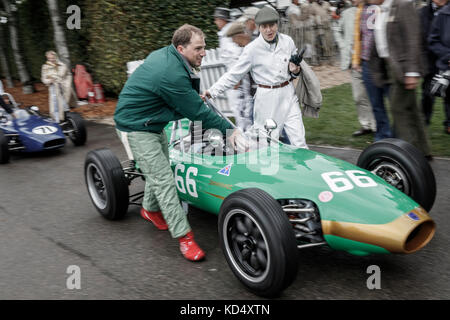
[179,231,205,261]
[140,208,168,231]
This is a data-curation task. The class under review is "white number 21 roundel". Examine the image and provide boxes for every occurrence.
[32,125,58,135]
[321,170,377,193]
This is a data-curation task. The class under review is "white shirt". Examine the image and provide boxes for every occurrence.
[374,0,420,77]
[209,33,297,98]
[374,0,392,59]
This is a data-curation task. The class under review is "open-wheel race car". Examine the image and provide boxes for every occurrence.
[0,92,87,164]
[84,99,436,297]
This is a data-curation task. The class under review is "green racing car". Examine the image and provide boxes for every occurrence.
[84,100,436,297]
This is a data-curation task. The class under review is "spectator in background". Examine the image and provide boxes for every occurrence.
[334,0,376,136]
[237,7,259,112]
[352,0,392,141]
[311,0,331,19]
[241,7,260,40]
[214,7,240,67]
[301,0,315,20]
[312,0,335,61]
[227,22,252,49]
[286,0,302,25]
[41,51,73,123]
[296,1,317,63]
[425,0,450,134]
[368,0,432,158]
[214,7,244,126]
[226,22,254,132]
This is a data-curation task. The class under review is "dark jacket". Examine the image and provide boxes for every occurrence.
[369,0,423,87]
[428,3,450,71]
[419,0,440,76]
[114,45,232,134]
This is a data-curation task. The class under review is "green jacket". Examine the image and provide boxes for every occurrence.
[114,45,232,134]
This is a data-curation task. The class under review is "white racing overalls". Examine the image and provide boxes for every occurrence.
[218,23,254,132]
[209,32,307,148]
[224,73,254,132]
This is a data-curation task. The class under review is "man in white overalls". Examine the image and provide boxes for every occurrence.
[214,7,246,129]
[205,6,307,148]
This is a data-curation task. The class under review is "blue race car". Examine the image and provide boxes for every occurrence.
[0,92,87,163]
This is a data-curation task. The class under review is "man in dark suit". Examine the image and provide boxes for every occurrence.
[428,0,450,134]
[420,0,449,133]
[368,0,432,158]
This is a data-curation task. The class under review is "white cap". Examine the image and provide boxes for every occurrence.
[243,7,259,20]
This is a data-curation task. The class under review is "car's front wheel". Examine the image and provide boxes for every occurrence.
[357,138,436,212]
[0,130,9,164]
[218,188,298,297]
[85,148,129,220]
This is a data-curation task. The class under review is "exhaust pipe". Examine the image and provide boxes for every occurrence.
[321,207,435,254]
[403,220,435,253]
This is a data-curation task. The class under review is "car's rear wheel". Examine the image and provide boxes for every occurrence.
[218,188,298,297]
[357,138,436,212]
[0,130,9,164]
[66,112,87,146]
[85,148,129,220]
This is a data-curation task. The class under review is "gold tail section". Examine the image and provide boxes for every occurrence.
[321,207,435,254]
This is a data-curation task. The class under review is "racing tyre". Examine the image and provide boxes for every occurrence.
[219,188,298,297]
[66,112,87,146]
[357,138,436,212]
[85,148,129,220]
[0,130,9,164]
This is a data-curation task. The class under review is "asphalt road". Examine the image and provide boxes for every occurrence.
[0,121,449,300]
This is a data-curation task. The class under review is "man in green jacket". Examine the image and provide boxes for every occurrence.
[114,24,240,261]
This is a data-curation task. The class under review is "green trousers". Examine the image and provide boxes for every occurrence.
[117,129,191,238]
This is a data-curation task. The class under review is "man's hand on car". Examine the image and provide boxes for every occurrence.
[200,90,211,102]
[228,128,249,152]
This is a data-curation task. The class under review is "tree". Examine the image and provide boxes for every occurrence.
[1,0,33,93]
[46,0,71,67]
[0,23,13,88]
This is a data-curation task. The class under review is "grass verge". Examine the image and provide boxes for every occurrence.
[304,83,449,158]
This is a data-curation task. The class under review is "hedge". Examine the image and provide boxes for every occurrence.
[1,0,229,95]
[85,0,229,95]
